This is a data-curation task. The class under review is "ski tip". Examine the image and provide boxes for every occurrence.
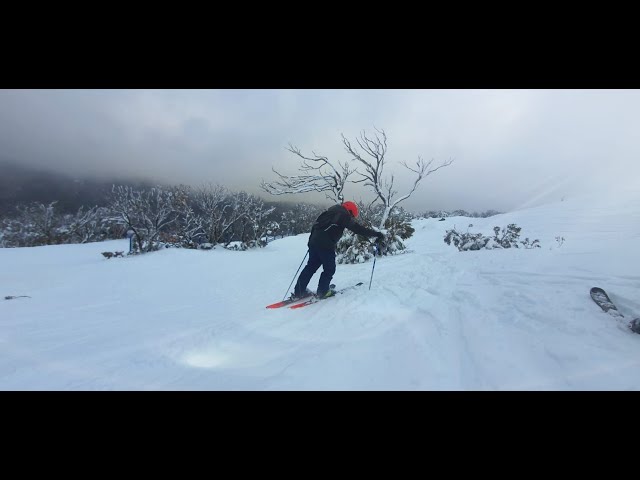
[590,287,608,298]
[266,300,290,309]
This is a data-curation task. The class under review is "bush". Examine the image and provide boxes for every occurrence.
[336,203,414,264]
[444,223,540,251]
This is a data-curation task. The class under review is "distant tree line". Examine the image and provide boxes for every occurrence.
[0,182,325,250]
[0,159,499,253]
[0,184,501,251]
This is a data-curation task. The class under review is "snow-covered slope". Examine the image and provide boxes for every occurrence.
[1,191,639,390]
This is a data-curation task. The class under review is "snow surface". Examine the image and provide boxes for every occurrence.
[1,190,639,390]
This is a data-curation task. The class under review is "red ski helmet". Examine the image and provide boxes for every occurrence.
[342,201,359,218]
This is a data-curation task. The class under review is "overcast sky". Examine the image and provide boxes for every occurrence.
[1,89,639,212]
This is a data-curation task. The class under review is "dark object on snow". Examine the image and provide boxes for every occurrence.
[102,251,124,259]
[5,295,31,300]
[590,287,640,334]
[590,287,623,317]
[439,218,446,221]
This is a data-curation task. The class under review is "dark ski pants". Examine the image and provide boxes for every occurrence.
[294,247,336,296]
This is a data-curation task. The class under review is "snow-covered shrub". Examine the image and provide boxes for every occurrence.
[421,209,502,219]
[336,231,375,264]
[336,203,413,264]
[521,238,541,249]
[224,239,264,251]
[444,224,541,251]
[265,221,281,240]
[224,241,247,251]
[493,224,521,248]
[444,228,490,251]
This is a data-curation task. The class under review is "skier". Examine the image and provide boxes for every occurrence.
[292,201,385,299]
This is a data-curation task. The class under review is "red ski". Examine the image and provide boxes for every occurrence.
[266,293,314,309]
[290,283,364,309]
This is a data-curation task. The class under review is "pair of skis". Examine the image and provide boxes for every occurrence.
[266,283,364,310]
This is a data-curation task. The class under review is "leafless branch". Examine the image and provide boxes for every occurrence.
[261,144,355,203]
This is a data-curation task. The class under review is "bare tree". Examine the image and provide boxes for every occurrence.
[1,203,115,247]
[236,192,275,247]
[279,202,323,236]
[261,144,356,203]
[173,202,204,248]
[193,184,245,245]
[61,205,103,243]
[342,128,453,228]
[108,185,186,252]
[13,201,61,245]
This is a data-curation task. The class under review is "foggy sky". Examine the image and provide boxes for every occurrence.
[1,89,639,212]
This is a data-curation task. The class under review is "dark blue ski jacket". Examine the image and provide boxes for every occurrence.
[308,204,382,250]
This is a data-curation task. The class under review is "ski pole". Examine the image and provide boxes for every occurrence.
[369,243,378,290]
[284,250,309,300]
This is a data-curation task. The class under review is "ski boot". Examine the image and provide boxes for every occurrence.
[317,284,337,299]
